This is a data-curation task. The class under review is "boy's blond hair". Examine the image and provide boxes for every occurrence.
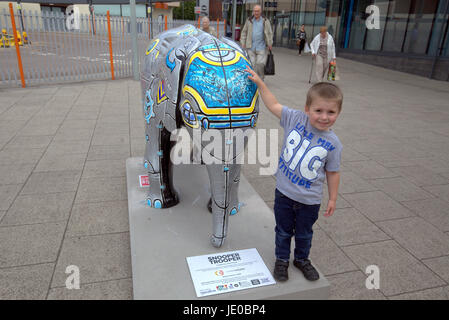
[306,82,343,112]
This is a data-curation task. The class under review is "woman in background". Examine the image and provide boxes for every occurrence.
[310,26,336,82]
[296,24,307,55]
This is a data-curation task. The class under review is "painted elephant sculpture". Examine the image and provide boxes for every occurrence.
[140,25,259,248]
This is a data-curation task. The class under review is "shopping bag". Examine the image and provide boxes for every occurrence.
[327,61,337,81]
[264,50,275,76]
[304,42,311,53]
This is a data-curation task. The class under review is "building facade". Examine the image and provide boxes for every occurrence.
[242,0,449,81]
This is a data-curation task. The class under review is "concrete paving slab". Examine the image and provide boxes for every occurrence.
[58,119,97,131]
[87,144,131,161]
[338,171,378,194]
[82,159,127,179]
[343,191,415,222]
[321,185,353,210]
[309,230,358,276]
[45,140,91,156]
[21,171,82,195]
[91,134,130,146]
[390,166,449,187]
[75,176,127,203]
[0,148,46,165]
[341,161,399,180]
[35,153,86,172]
[51,232,132,288]
[370,177,435,202]
[0,163,35,185]
[0,263,55,300]
[340,147,369,162]
[66,200,129,237]
[1,106,40,121]
[389,286,449,300]
[401,198,449,232]
[422,256,449,283]
[377,217,449,259]
[47,278,133,300]
[0,192,75,226]
[327,271,387,300]
[34,106,71,118]
[3,135,53,149]
[317,208,390,246]
[0,222,65,268]
[66,108,100,120]
[0,120,28,135]
[0,184,23,211]
[17,123,61,136]
[423,184,449,202]
[53,129,94,142]
[343,240,445,297]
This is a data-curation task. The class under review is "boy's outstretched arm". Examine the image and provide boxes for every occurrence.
[324,171,340,217]
[246,66,283,119]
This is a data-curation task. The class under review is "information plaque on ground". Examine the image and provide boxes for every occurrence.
[186,248,276,297]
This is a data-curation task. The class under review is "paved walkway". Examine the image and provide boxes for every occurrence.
[1,47,449,300]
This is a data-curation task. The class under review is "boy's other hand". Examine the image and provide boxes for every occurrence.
[324,199,336,217]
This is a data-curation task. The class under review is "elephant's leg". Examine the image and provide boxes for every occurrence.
[207,164,241,247]
[144,122,179,208]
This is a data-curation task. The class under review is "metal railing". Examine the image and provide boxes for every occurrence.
[0,7,228,88]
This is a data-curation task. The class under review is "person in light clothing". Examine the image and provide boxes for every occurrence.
[310,26,336,82]
[240,5,273,80]
[201,16,217,37]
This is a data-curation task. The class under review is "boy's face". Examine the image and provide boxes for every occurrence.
[305,98,340,131]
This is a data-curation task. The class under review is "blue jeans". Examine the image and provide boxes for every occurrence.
[273,189,320,261]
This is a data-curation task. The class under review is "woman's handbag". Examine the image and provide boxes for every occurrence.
[264,50,275,76]
[296,39,301,46]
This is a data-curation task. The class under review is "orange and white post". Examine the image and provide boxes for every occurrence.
[9,3,25,88]
[164,15,168,31]
[107,11,115,80]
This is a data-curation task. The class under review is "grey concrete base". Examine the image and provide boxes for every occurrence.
[126,157,330,300]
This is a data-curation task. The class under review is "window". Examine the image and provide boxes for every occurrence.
[382,0,412,52]
[403,0,439,54]
[348,0,371,50]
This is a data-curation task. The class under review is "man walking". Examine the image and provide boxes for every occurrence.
[201,16,217,37]
[240,5,273,80]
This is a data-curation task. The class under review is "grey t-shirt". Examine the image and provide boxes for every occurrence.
[276,106,342,205]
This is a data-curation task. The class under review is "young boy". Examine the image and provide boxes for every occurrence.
[246,66,342,282]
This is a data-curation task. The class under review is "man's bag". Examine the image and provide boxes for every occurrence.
[264,50,275,76]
